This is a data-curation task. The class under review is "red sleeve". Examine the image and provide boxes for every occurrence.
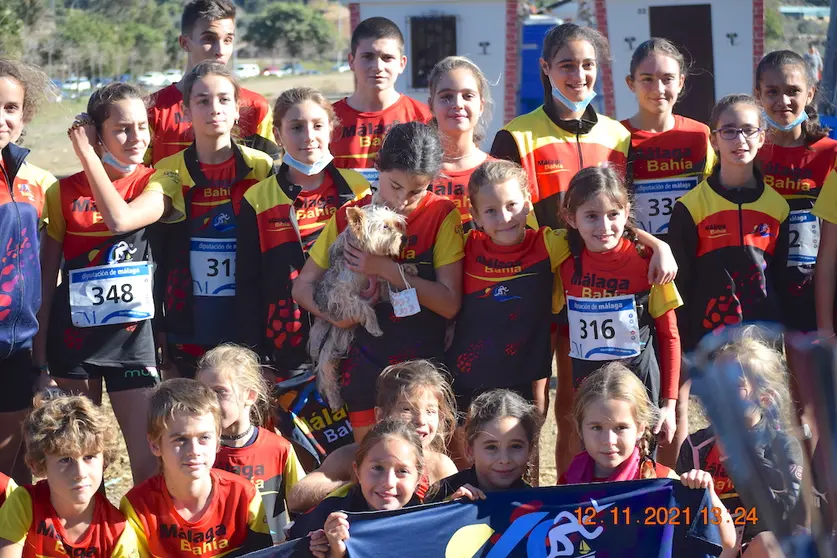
[654,308,681,401]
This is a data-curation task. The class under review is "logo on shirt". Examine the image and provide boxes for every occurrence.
[636,146,695,173]
[762,161,815,192]
[340,121,402,142]
[107,241,137,264]
[159,522,231,554]
[478,284,522,302]
[299,406,353,444]
[212,212,235,232]
[476,255,523,274]
[753,223,772,237]
[704,223,729,239]
[16,181,35,203]
[571,273,630,293]
[536,158,567,173]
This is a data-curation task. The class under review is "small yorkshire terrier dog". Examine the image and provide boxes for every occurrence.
[309,203,407,409]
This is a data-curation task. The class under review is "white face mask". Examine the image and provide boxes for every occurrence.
[283,150,334,176]
[762,109,809,132]
[549,76,597,114]
[101,148,137,174]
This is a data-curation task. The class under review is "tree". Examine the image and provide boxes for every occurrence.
[0,1,23,55]
[245,2,334,61]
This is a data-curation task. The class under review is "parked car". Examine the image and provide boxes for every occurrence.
[62,76,92,93]
[262,65,291,77]
[332,63,351,73]
[137,71,168,89]
[163,68,183,84]
[91,77,114,89]
[282,63,305,76]
[234,63,261,79]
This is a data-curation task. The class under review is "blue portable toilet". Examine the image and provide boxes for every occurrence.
[518,15,561,116]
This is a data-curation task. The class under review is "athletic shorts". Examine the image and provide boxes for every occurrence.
[454,380,535,425]
[169,344,210,379]
[0,349,37,412]
[50,363,160,392]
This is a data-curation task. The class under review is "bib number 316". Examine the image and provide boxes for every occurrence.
[567,294,641,361]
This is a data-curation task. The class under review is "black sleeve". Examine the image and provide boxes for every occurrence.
[489,130,522,164]
[772,216,791,326]
[674,436,695,475]
[625,141,636,189]
[668,201,698,349]
[244,133,282,163]
[235,197,264,353]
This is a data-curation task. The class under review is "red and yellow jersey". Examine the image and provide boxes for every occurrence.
[43,167,183,369]
[669,170,790,350]
[430,158,491,232]
[0,481,141,557]
[120,469,272,557]
[0,472,16,509]
[147,84,278,165]
[557,237,682,399]
[494,105,631,230]
[293,169,370,252]
[309,192,464,410]
[214,428,305,543]
[331,95,432,184]
[623,116,715,237]
[446,227,570,387]
[761,137,837,332]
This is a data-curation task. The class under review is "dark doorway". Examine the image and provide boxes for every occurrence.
[649,5,716,124]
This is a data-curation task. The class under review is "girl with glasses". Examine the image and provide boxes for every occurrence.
[667,94,790,450]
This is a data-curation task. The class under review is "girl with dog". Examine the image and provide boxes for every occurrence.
[293,121,464,443]
[235,87,370,373]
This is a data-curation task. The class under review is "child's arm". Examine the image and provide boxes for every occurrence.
[323,511,350,558]
[0,486,31,558]
[653,308,680,442]
[235,195,266,350]
[32,232,63,374]
[771,216,791,326]
[449,483,486,501]
[634,229,677,284]
[815,220,837,335]
[242,490,275,552]
[287,445,354,513]
[69,120,175,234]
[679,470,736,549]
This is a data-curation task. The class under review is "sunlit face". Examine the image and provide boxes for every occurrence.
[756,65,814,129]
[0,76,24,151]
[377,388,440,449]
[430,68,483,138]
[376,169,430,215]
[541,40,597,105]
[710,104,765,167]
[627,53,685,117]
[580,398,643,478]
[99,98,150,167]
[466,417,531,490]
[149,411,219,482]
[276,100,332,165]
[471,179,529,246]
[44,451,104,510]
[353,437,420,510]
[349,38,406,92]
[181,17,235,66]
[196,368,253,434]
[566,192,629,253]
[185,74,239,139]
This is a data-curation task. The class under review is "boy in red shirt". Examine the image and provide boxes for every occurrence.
[120,379,272,556]
[146,0,279,164]
[331,17,432,185]
[0,394,141,557]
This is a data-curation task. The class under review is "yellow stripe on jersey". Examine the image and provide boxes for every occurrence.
[649,282,683,319]
[283,447,305,502]
[0,484,33,545]
[308,215,339,270]
[812,167,837,224]
[118,498,154,557]
[247,490,271,535]
[433,209,465,268]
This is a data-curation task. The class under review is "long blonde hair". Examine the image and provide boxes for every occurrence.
[573,362,660,478]
[197,343,271,427]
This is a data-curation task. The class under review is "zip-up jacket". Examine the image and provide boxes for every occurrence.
[490,103,631,229]
[0,143,57,358]
[669,169,790,350]
[236,164,369,370]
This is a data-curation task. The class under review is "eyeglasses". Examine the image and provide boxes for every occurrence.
[712,127,762,141]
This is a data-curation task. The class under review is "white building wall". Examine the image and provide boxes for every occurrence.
[357,0,508,146]
[605,0,754,119]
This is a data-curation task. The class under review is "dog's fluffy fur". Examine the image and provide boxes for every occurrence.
[309,204,406,409]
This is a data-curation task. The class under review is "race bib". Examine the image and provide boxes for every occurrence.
[787,209,819,266]
[567,295,641,361]
[354,168,379,189]
[190,237,236,297]
[69,262,154,328]
[634,177,698,234]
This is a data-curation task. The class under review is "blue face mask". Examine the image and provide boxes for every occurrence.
[549,77,597,115]
[102,149,137,174]
[762,109,808,132]
[283,150,334,177]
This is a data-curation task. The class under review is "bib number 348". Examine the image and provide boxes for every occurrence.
[567,294,641,361]
[69,262,155,328]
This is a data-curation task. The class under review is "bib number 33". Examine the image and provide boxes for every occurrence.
[567,294,641,361]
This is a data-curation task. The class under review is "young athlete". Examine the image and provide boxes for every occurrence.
[146,0,278,165]
[236,87,369,370]
[34,83,183,484]
[562,363,737,549]
[623,38,715,240]
[669,95,790,452]
[429,389,541,501]
[286,359,458,513]
[288,418,425,555]
[330,17,432,185]
[558,166,682,446]
[677,326,803,555]
[490,22,632,475]
[196,343,304,543]
[427,56,492,230]
[120,378,273,556]
[0,393,141,556]
[0,58,59,482]
[156,61,274,379]
[293,122,464,442]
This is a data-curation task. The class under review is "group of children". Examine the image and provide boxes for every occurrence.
[0,0,828,554]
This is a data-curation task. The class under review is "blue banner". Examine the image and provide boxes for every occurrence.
[251,479,724,557]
